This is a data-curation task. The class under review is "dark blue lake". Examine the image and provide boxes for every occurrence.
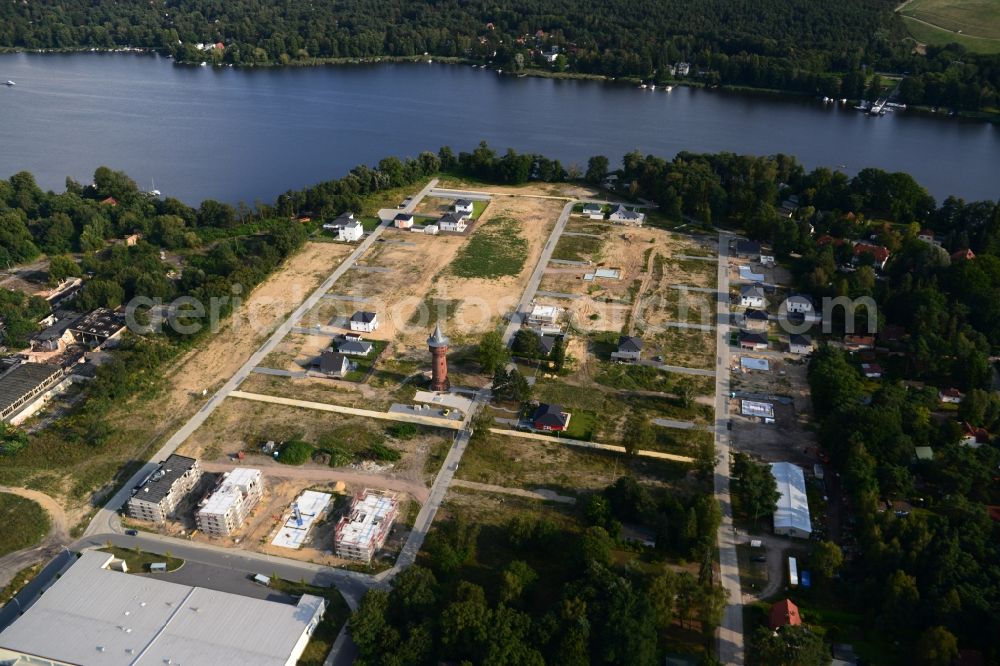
[1,52,997,204]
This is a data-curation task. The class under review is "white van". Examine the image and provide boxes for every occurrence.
[253,573,271,587]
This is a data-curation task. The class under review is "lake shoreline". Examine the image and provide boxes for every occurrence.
[3,46,997,124]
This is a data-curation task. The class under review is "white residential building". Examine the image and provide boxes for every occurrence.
[582,203,603,219]
[337,219,364,242]
[196,468,263,538]
[608,204,645,226]
[335,490,399,563]
[785,294,813,313]
[349,311,379,333]
[394,213,414,229]
[126,455,201,524]
[438,212,468,233]
[740,284,767,309]
[770,462,812,539]
[527,304,561,326]
[453,199,475,215]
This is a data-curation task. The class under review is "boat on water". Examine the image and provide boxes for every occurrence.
[4,81,14,87]
[650,84,656,91]
[639,83,647,89]
[664,85,673,92]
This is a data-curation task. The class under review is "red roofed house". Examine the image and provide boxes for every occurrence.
[99,196,118,206]
[532,403,571,432]
[951,248,976,262]
[844,334,875,351]
[769,599,802,630]
[853,242,890,270]
[960,422,990,448]
[939,387,964,404]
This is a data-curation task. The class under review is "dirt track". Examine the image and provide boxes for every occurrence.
[0,487,69,588]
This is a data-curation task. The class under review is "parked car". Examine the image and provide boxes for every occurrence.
[124,529,138,536]
[752,555,767,563]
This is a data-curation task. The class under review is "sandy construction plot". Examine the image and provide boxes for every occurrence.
[158,241,353,413]
[434,178,599,199]
[429,196,563,340]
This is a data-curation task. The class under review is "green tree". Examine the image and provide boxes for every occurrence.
[47,255,80,283]
[810,540,843,583]
[439,582,490,661]
[511,329,542,356]
[586,155,610,184]
[914,626,958,666]
[500,560,537,603]
[623,413,655,456]
[753,625,830,666]
[731,453,780,526]
[478,329,510,375]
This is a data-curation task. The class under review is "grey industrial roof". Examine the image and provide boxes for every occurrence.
[70,308,126,340]
[770,462,812,535]
[0,363,63,414]
[131,454,197,503]
[34,313,81,341]
[0,551,325,666]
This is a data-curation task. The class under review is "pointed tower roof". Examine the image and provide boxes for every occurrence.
[428,323,449,348]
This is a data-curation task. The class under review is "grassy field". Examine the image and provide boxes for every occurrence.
[450,216,528,278]
[0,493,51,557]
[99,546,184,572]
[899,0,1000,53]
[551,234,604,262]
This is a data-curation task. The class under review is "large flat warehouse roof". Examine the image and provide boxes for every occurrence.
[0,551,325,666]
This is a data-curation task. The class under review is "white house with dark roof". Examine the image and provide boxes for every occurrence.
[582,203,603,219]
[439,212,468,233]
[349,311,379,333]
[453,199,475,215]
[788,334,812,355]
[394,213,414,229]
[317,350,351,378]
[608,204,645,226]
[740,284,767,309]
[611,336,643,362]
[742,308,769,331]
[338,337,374,357]
[785,294,814,314]
[337,219,364,242]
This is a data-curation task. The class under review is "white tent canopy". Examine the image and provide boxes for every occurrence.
[770,462,812,538]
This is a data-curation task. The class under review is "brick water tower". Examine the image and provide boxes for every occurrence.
[428,324,450,392]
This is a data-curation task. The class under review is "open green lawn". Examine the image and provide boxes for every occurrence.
[99,546,184,573]
[900,0,1000,52]
[0,493,51,557]
[551,234,604,262]
[344,340,388,382]
[450,215,528,278]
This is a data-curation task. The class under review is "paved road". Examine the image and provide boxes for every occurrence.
[535,291,580,300]
[674,254,718,262]
[322,294,370,303]
[0,487,69,589]
[488,427,697,463]
[501,200,575,344]
[713,232,745,664]
[83,178,440,541]
[251,367,307,378]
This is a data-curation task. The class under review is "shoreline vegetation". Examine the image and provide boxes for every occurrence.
[3,46,998,123]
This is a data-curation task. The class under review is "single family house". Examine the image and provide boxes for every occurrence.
[349,311,379,333]
[740,330,769,351]
[608,205,645,226]
[788,334,812,355]
[740,284,767,309]
[582,203,603,219]
[532,403,571,432]
[611,336,643,362]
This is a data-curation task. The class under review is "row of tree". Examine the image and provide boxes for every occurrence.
[3,0,998,110]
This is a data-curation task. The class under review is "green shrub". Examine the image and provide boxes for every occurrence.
[361,442,402,462]
[387,423,418,440]
[277,439,314,465]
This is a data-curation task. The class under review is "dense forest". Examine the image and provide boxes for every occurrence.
[351,476,725,665]
[1,0,998,110]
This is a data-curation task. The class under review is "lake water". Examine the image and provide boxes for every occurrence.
[1,52,997,204]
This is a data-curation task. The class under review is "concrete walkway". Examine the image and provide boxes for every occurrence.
[670,284,718,294]
[489,428,696,463]
[638,359,716,377]
[451,479,576,504]
[662,321,715,331]
[652,418,698,430]
[713,232,745,664]
[229,391,463,429]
